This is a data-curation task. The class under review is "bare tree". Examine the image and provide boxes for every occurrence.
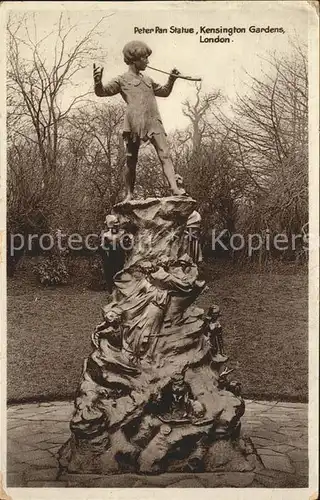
[64,103,126,230]
[172,85,253,238]
[182,82,221,154]
[232,42,308,240]
[7,12,109,228]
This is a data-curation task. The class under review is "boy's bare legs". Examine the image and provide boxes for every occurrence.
[150,134,185,196]
[123,139,140,202]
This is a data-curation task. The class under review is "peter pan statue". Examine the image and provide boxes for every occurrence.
[93,40,186,201]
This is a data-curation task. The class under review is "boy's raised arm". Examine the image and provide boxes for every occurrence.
[93,63,121,97]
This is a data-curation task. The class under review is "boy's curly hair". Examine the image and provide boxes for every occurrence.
[122,40,152,65]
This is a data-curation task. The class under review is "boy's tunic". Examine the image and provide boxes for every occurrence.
[98,71,175,142]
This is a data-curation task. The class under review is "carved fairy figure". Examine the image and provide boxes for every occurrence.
[92,307,123,351]
[163,254,205,324]
[218,367,242,396]
[103,254,205,362]
[204,306,228,363]
[151,372,206,421]
[102,260,168,363]
[175,175,203,264]
[185,210,203,264]
[100,215,128,293]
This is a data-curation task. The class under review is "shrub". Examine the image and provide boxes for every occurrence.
[33,256,69,286]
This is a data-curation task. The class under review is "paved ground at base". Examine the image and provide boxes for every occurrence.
[6,400,308,488]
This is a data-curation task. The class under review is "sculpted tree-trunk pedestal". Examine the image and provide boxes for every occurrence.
[59,196,257,476]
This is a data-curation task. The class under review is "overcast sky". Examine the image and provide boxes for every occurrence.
[7,1,310,132]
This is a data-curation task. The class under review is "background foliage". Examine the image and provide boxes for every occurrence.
[7,14,308,279]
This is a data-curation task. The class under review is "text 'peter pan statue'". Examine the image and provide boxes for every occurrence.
[93,40,186,202]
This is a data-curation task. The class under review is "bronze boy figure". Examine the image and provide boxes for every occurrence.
[93,40,185,201]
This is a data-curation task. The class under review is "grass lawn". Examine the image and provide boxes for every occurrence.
[7,265,308,403]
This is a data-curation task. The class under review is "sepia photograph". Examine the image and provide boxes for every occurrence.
[1,1,318,498]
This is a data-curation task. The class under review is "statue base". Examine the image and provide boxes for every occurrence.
[59,196,252,476]
[59,433,259,476]
[60,434,267,486]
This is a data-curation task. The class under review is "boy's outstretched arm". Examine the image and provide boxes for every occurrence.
[93,63,120,97]
[152,68,181,97]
